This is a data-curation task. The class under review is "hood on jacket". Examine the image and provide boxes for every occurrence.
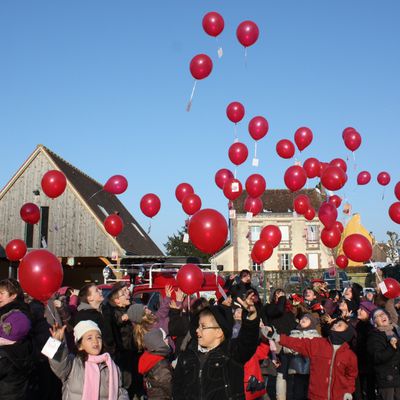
[144,328,170,356]
[138,351,165,374]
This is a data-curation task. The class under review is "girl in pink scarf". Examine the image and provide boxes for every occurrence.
[48,320,129,400]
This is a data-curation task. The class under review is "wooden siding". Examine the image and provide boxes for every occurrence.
[0,151,123,257]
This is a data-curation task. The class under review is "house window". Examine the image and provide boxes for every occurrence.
[250,226,261,242]
[25,223,34,248]
[279,226,290,243]
[252,262,261,271]
[280,253,291,270]
[309,253,319,269]
[39,206,49,248]
[307,225,319,242]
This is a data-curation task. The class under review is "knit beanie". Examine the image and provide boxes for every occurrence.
[143,328,169,354]
[370,308,390,326]
[0,310,31,342]
[206,305,233,339]
[74,320,101,343]
[359,301,378,318]
[127,303,146,324]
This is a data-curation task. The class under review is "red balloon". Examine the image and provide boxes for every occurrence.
[244,196,263,216]
[190,54,213,80]
[303,158,321,179]
[176,264,204,295]
[284,166,307,192]
[377,172,391,186]
[334,220,344,233]
[215,169,234,190]
[381,278,400,299]
[5,239,27,261]
[223,178,243,201]
[182,193,202,216]
[389,202,400,224]
[276,139,295,159]
[228,142,248,165]
[294,127,313,152]
[329,195,342,208]
[251,239,273,263]
[319,162,330,178]
[293,254,308,270]
[330,158,347,173]
[175,183,194,203]
[260,225,282,248]
[321,166,347,191]
[140,194,161,218]
[202,12,224,37]
[188,209,228,254]
[395,182,400,201]
[236,20,259,47]
[18,249,63,302]
[104,175,128,195]
[226,102,245,123]
[357,171,371,185]
[344,130,362,152]
[321,227,342,248]
[304,207,316,221]
[245,174,266,198]
[248,116,269,141]
[293,194,310,215]
[20,203,40,224]
[343,234,372,262]
[336,255,349,269]
[41,170,67,199]
[104,214,124,237]
[342,127,357,140]
[318,202,338,229]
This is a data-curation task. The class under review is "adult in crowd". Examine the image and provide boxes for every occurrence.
[367,308,400,400]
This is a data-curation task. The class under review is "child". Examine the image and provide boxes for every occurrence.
[173,293,260,399]
[48,320,129,399]
[0,309,32,399]
[138,328,172,399]
[265,318,357,400]
[283,313,320,400]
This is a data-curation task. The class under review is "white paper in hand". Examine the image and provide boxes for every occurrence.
[41,337,62,359]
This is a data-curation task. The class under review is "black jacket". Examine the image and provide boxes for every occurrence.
[172,313,260,400]
[262,297,297,335]
[0,339,33,400]
[367,327,400,388]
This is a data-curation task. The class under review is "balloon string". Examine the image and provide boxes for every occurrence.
[244,47,248,69]
[234,167,237,179]
[254,141,258,159]
[216,37,223,58]
[88,188,103,201]
[352,151,357,171]
[147,219,152,234]
[382,188,385,200]
[186,80,197,112]
[234,124,238,142]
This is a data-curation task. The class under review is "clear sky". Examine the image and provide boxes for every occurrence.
[1,1,399,252]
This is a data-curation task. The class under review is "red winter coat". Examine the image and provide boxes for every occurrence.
[244,342,270,400]
[279,335,358,400]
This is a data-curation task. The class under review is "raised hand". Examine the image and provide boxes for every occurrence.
[49,323,66,341]
[175,288,185,303]
[165,285,173,298]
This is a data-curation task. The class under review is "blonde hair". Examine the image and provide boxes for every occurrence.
[133,313,157,351]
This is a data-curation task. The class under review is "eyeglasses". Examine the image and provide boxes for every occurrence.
[198,325,221,331]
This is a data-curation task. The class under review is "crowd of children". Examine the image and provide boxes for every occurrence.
[1,267,400,400]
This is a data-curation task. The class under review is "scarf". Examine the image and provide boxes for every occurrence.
[82,353,119,400]
[329,326,354,345]
[377,324,396,338]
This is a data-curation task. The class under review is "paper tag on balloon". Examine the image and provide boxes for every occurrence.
[232,182,239,192]
[217,47,223,58]
[229,209,236,219]
[41,337,62,359]
[183,233,189,243]
[252,158,259,167]
[379,281,388,294]
[246,212,253,220]
[234,137,239,143]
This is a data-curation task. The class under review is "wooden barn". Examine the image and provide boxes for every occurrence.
[0,145,164,286]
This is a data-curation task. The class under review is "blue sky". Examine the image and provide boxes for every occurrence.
[1,1,399,252]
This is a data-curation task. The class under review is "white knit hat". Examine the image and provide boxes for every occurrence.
[73,320,101,343]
